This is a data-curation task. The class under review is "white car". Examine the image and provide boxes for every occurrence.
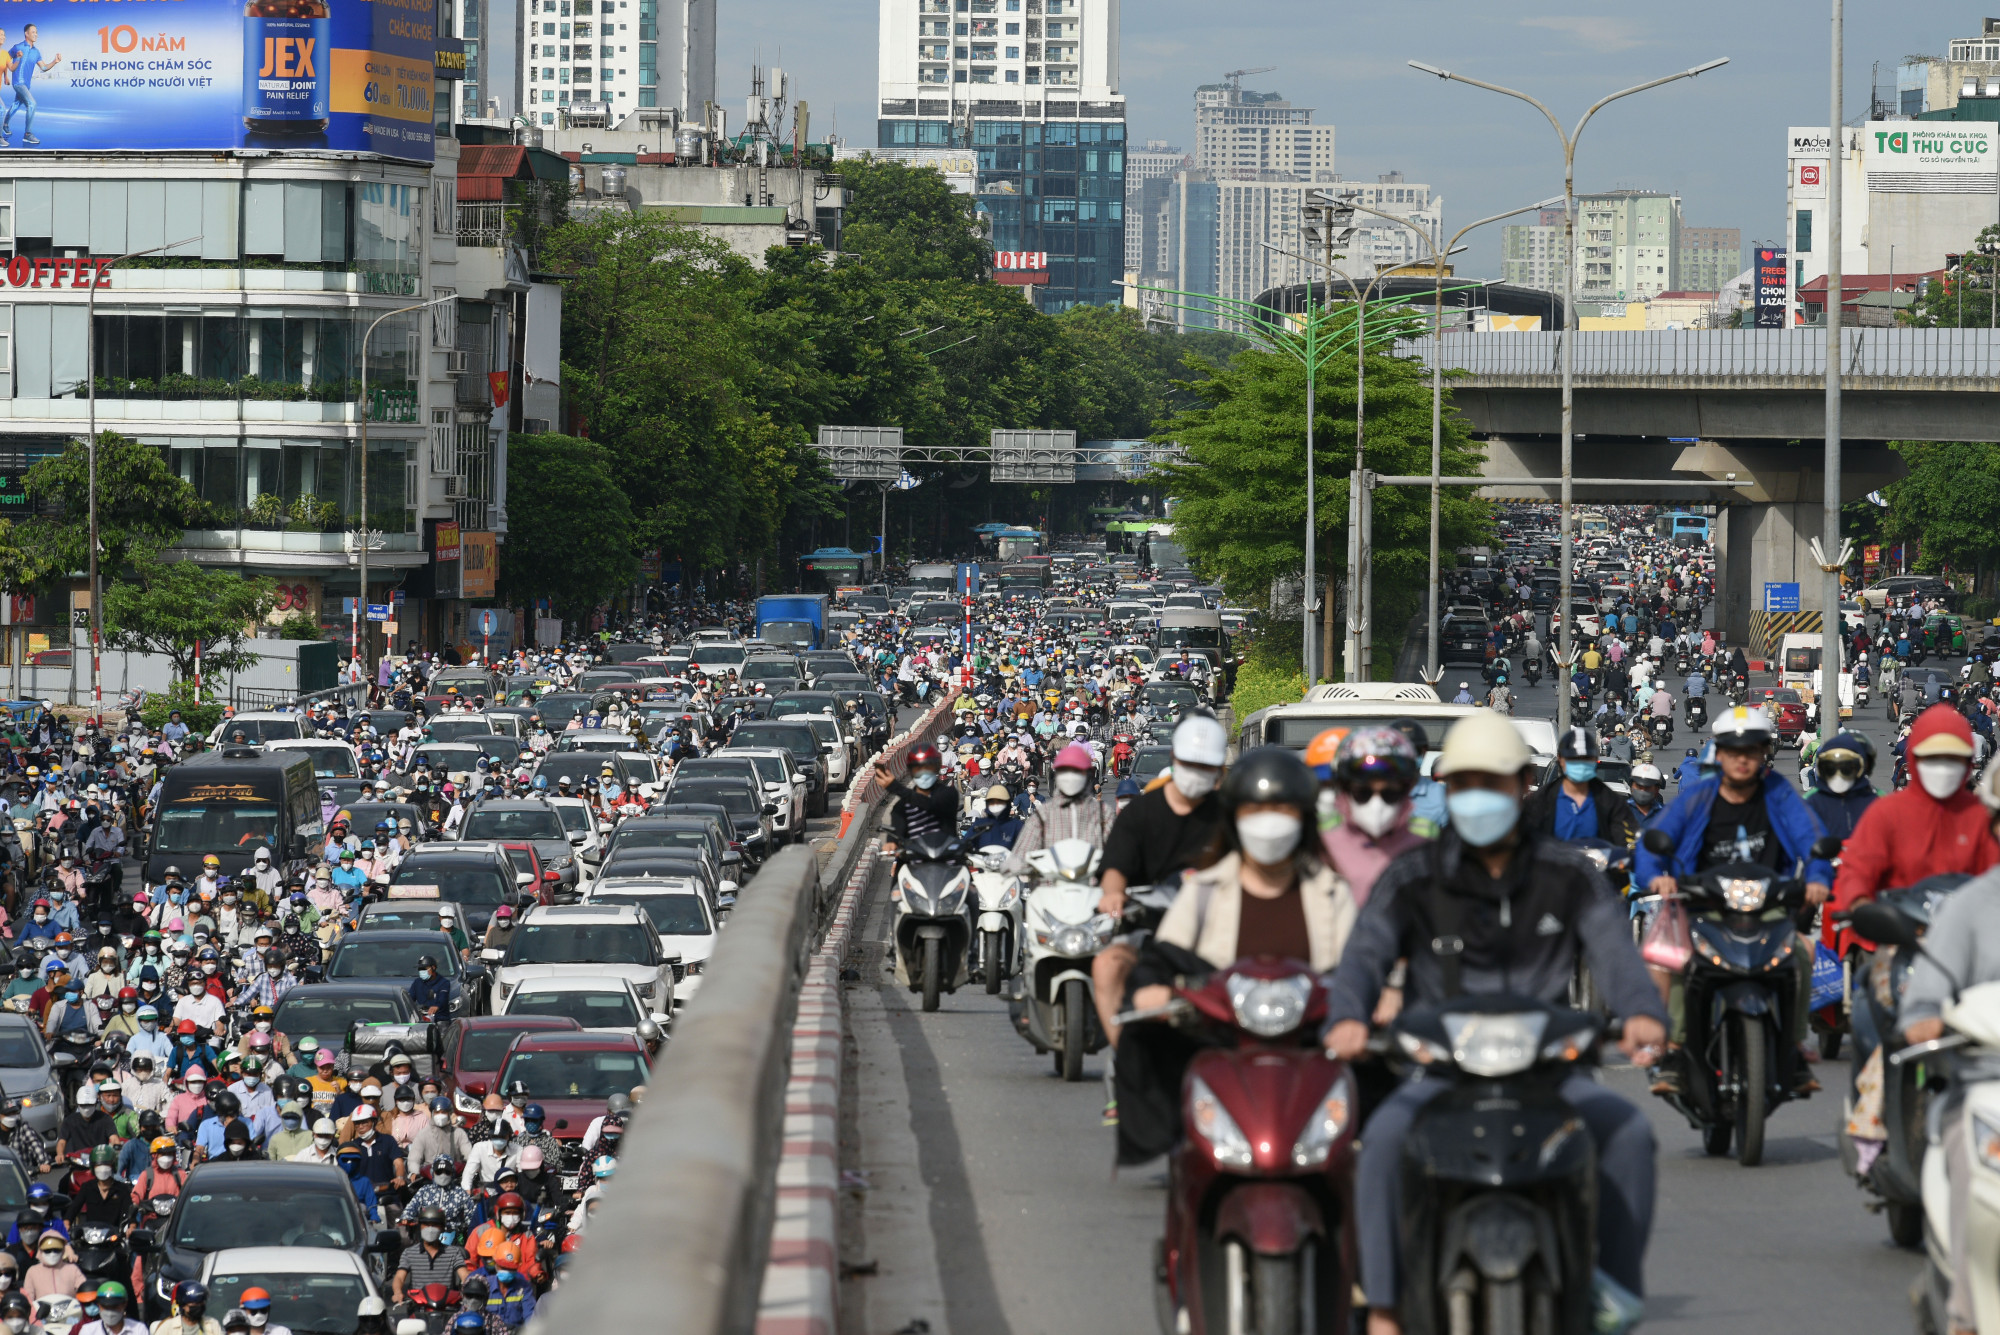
[202,1247,382,1334]
[207,711,306,746]
[491,902,675,1014]
[585,875,717,1004]
[265,737,360,780]
[496,973,659,1033]
[550,796,603,872]
[780,712,853,790]
[723,746,809,843]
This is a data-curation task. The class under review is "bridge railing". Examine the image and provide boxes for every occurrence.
[1397,326,2000,381]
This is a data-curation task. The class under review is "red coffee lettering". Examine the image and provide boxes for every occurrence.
[6,257,27,287]
[94,259,114,288]
[29,259,49,289]
[48,258,70,289]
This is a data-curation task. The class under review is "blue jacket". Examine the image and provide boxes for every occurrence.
[409,973,453,1018]
[1634,769,1834,888]
[964,814,1022,850]
[1805,780,1878,844]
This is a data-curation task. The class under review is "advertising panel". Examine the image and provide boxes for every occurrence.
[1788,127,1833,158]
[1754,245,1788,329]
[0,0,435,161]
[1865,121,1996,193]
[460,531,495,598]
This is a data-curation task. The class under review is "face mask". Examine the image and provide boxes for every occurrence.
[187,1081,205,1095]
[1235,811,1303,865]
[155,1153,176,1171]
[495,1269,518,1283]
[420,1226,441,1243]
[7,1315,25,1331]
[912,771,938,790]
[248,1316,267,1329]
[32,916,45,926]
[986,803,1007,818]
[254,1020,271,1033]
[39,1252,61,1267]
[93,1164,112,1181]
[1054,770,1088,797]
[139,1020,156,1032]
[181,1037,196,1047]
[1173,764,1217,800]
[314,1135,334,1149]
[202,963,217,975]
[432,1112,450,1127]
[0,1117,15,1130]
[1563,760,1598,784]
[499,1213,521,1229]
[0,1272,13,1290]
[1446,788,1522,848]
[243,1074,260,1088]
[1918,758,1969,800]
[1348,793,1403,839]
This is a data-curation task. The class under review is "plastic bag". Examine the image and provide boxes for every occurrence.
[1811,941,1845,1012]
[1640,895,1692,971]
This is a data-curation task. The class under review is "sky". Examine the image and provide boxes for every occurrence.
[720,1,1997,280]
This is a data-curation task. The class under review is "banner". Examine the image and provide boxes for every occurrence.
[0,0,436,161]
[1866,121,1996,193]
[461,531,495,597]
[1754,245,1788,329]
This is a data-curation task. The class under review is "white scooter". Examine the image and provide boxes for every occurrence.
[969,844,1022,995]
[1010,837,1113,1082]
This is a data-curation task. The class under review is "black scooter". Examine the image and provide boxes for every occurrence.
[1647,713,1673,749]
[1643,828,1843,1166]
[1389,996,1615,1334]
[1685,694,1709,730]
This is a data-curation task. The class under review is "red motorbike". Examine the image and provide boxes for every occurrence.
[1152,957,1358,1335]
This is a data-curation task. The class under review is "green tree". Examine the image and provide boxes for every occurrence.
[104,556,276,683]
[837,158,992,283]
[22,432,207,576]
[1906,223,2000,326]
[499,434,638,627]
[1880,440,2000,581]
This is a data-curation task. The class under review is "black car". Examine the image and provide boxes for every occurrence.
[325,929,488,1017]
[532,693,597,730]
[388,843,527,933]
[1442,614,1492,667]
[722,721,828,814]
[596,849,727,908]
[341,801,427,842]
[458,798,580,891]
[659,780,772,864]
[268,981,420,1063]
[134,1161,400,1320]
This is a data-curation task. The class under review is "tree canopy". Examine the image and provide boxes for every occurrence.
[500,433,638,626]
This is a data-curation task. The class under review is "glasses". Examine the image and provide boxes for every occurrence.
[1818,757,1865,779]
[1341,781,1411,805]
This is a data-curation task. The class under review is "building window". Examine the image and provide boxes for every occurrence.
[1794,209,1812,254]
[1005,69,1018,82]
[954,69,967,81]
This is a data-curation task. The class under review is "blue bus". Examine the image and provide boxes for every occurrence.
[1657,511,1710,545]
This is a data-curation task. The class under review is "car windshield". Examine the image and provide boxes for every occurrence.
[535,696,593,727]
[498,1047,649,1099]
[463,809,566,840]
[271,995,408,1043]
[222,719,302,743]
[741,661,797,682]
[357,908,446,932]
[768,696,834,717]
[176,1184,359,1252]
[279,745,356,779]
[507,988,641,1028]
[728,725,815,757]
[457,1024,558,1071]
[666,784,755,816]
[595,894,711,936]
[0,1026,43,1070]
[738,755,787,786]
[425,718,496,742]
[505,923,654,965]
[393,863,509,905]
[329,940,456,979]
[607,827,711,856]
[690,646,746,667]
[156,803,278,855]
[206,1270,368,1335]
[553,804,592,835]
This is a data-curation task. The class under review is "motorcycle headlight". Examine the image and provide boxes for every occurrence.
[1973,1113,2000,1174]
[936,872,969,914]
[1441,1011,1549,1078]
[1721,877,1771,912]
[1581,846,1610,871]
[1188,1074,1253,1169]
[1051,924,1095,956]
[1226,972,1313,1038]
[897,868,930,912]
[1290,1076,1352,1168]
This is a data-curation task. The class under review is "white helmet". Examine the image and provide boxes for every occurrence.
[1710,704,1775,748]
[1631,763,1664,784]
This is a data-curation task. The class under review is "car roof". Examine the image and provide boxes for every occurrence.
[507,1031,646,1052]
[403,841,508,859]
[591,876,701,894]
[505,975,635,992]
[185,1160,352,1188]
[204,1246,368,1276]
[453,1015,581,1033]
[332,929,455,946]
[274,981,415,1001]
[518,903,649,924]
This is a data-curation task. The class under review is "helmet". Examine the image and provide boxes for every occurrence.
[604,1093,634,1117]
[238,1290,271,1313]
[1817,731,1877,777]
[150,1136,176,1154]
[905,744,941,770]
[416,954,439,973]
[518,1145,544,1171]
[592,1154,616,1180]
[1555,726,1600,761]
[523,1102,545,1123]
[1631,763,1664,786]
[90,1145,117,1168]
[174,1281,208,1308]
[1303,728,1346,780]
[1053,742,1094,771]
[1218,746,1317,818]
[493,1191,527,1215]
[416,1205,448,1227]
[1334,726,1419,787]
[1711,705,1775,750]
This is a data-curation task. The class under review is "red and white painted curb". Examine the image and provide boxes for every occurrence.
[756,839,880,1335]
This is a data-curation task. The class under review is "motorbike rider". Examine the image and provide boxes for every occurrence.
[1310,727,1433,906]
[962,785,1022,852]
[875,745,957,862]
[1897,758,2000,1335]
[1323,711,1667,1335]
[1635,706,1833,1097]
[1628,763,1666,822]
[1522,726,1641,849]
[1005,742,1113,872]
[1803,731,1879,843]
[1114,747,1356,1165]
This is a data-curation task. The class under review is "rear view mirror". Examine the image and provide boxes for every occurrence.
[515,872,534,887]
[1640,828,1674,858]
[481,947,503,962]
[1850,901,1921,952]
[1811,835,1844,861]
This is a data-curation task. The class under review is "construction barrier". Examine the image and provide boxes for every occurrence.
[1748,609,1823,662]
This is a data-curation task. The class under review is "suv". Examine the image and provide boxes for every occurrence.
[388,841,530,933]
[715,747,808,842]
[492,903,676,1016]
[458,797,580,893]
[658,777,773,865]
[723,720,829,815]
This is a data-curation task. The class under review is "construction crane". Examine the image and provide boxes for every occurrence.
[1223,65,1276,93]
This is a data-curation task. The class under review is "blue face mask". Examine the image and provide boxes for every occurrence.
[912,771,939,790]
[1563,760,1598,784]
[1446,788,1521,848]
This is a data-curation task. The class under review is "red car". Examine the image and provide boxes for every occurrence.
[495,1030,653,1139]
[501,841,566,905]
[1751,686,1809,747]
[437,1015,581,1118]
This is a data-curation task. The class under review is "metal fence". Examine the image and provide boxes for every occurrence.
[1396,326,2000,382]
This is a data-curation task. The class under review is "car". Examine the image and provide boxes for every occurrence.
[0,1015,63,1136]
[264,739,360,780]
[422,715,497,744]
[553,727,645,756]
[202,1246,383,1335]
[547,796,604,865]
[268,983,419,1063]
[778,712,857,789]
[338,801,427,844]
[596,843,729,908]
[354,901,459,934]
[1857,574,1951,611]
[135,1161,399,1320]
[493,1030,652,1140]
[657,778,773,863]
[434,1014,582,1114]
[388,841,530,933]
[205,711,307,746]
[1129,744,1172,787]
[323,929,486,1018]
[530,693,596,730]
[584,877,717,1003]
[406,743,486,785]
[721,720,829,815]
[672,755,798,843]
[496,975,658,1034]
[1750,686,1810,747]
[420,670,503,714]
[499,840,566,905]
[491,903,675,1016]
[458,798,581,893]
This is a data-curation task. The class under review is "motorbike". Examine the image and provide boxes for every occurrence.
[1641,827,1842,1166]
[1009,838,1112,1080]
[72,1219,132,1292]
[1523,657,1543,688]
[1388,996,1617,1335]
[1144,957,1357,1335]
[1833,874,1971,1248]
[1568,839,1633,1014]
[1646,712,1673,749]
[891,830,973,1013]
[401,1281,462,1335]
[968,844,1022,995]
[1685,694,1709,730]
[1675,648,1693,677]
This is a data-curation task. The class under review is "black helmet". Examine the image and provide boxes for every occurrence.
[417,954,439,973]
[1555,725,1599,761]
[1819,731,1878,776]
[137,1109,165,1136]
[209,1089,241,1117]
[1218,746,1318,817]
[417,1204,448,1227]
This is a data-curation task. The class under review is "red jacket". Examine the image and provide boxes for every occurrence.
[1827,787,2000,954]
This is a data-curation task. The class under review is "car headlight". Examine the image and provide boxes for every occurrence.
[1290,1077,1352,1168]
[1442,1011,1549,1078]
[1722,877,1771,912]
[1188,1074,1253,1169]
[634,981,656,998]
[1227,973,1313,1038]
[17,1085,57,1110]
[685,961,705,976]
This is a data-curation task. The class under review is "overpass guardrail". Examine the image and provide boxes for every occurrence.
[1398,326,2000,384]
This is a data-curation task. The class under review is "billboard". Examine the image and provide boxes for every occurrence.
[0,0,436,161]
[1865,121,1996,193]
[1754,246,1788,329]
[461,531,495,598]
[1787,126,1832,158]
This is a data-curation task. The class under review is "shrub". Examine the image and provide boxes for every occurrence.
[137,680,226,736]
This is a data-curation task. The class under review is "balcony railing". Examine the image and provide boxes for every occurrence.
[458,203,507,248]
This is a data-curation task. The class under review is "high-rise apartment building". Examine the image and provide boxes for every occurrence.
[1680,226,1743,296]
[1575,190,1682,302]
[1124,140,1185,275]
[462,0,712,128]
[877,0,1127,310]
[1502,208,1568,293]
[1193,83,1336,173]
[1328,172,1443,276]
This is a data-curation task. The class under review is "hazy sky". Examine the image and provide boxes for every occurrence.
[721,1,1995,279]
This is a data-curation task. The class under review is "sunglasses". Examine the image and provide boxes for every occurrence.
[1819,756,1864,778]
[1341,781,1412,805]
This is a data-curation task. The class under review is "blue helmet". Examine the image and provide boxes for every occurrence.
[524,1103,546,1124]
[1115,777,1141,800]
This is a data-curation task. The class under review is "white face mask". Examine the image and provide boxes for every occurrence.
[1918,758,1969,800]
[1172,764,1218,801]
[499,1213,521,1229]
[1236,812,1303,865]
[432,1113,450,1127]
[93,1164,112,1181]
[1824,773,1856,795]
[1348,793,1403,840]
[6,1313,25,1330]
[39,1252,62,1268]
[1054,770,1088,797]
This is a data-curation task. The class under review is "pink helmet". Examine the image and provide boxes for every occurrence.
[1053,742,1095,772]
[518,1144,544,1171]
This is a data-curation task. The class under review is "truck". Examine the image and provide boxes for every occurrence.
[755,594,832,650]
[907,563,957,594]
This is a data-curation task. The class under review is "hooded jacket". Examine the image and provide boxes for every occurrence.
[1632,768,1834,889]
[1827,706,2000,953]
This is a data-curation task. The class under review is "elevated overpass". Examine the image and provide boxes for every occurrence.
[1398,327,2000,642]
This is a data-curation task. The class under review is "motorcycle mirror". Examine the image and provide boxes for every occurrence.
[1810,834,1844,861]
[1849,900,1921,952]
[1639,828,1674,858]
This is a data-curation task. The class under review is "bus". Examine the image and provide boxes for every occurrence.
[1574,510,1612,535]
[1653,510,1710,544]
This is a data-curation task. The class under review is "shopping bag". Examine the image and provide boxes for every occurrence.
[1639,895,1692,972]
[1811,941,1845,1012]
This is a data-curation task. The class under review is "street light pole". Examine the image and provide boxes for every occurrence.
[358,293,455,685]
[1410,55,1729,729]
[85,234,200,714]
[1821,0,1845,744]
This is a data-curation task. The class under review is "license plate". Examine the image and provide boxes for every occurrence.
[560,1173,582,1191]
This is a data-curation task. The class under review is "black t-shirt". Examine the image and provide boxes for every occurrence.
[1698,787,1784,871]
[1101,787,1222,887]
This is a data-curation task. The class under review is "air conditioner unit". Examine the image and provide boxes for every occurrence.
[522,417,552,434]
[446,349,471,373]
[440,476,464,498]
